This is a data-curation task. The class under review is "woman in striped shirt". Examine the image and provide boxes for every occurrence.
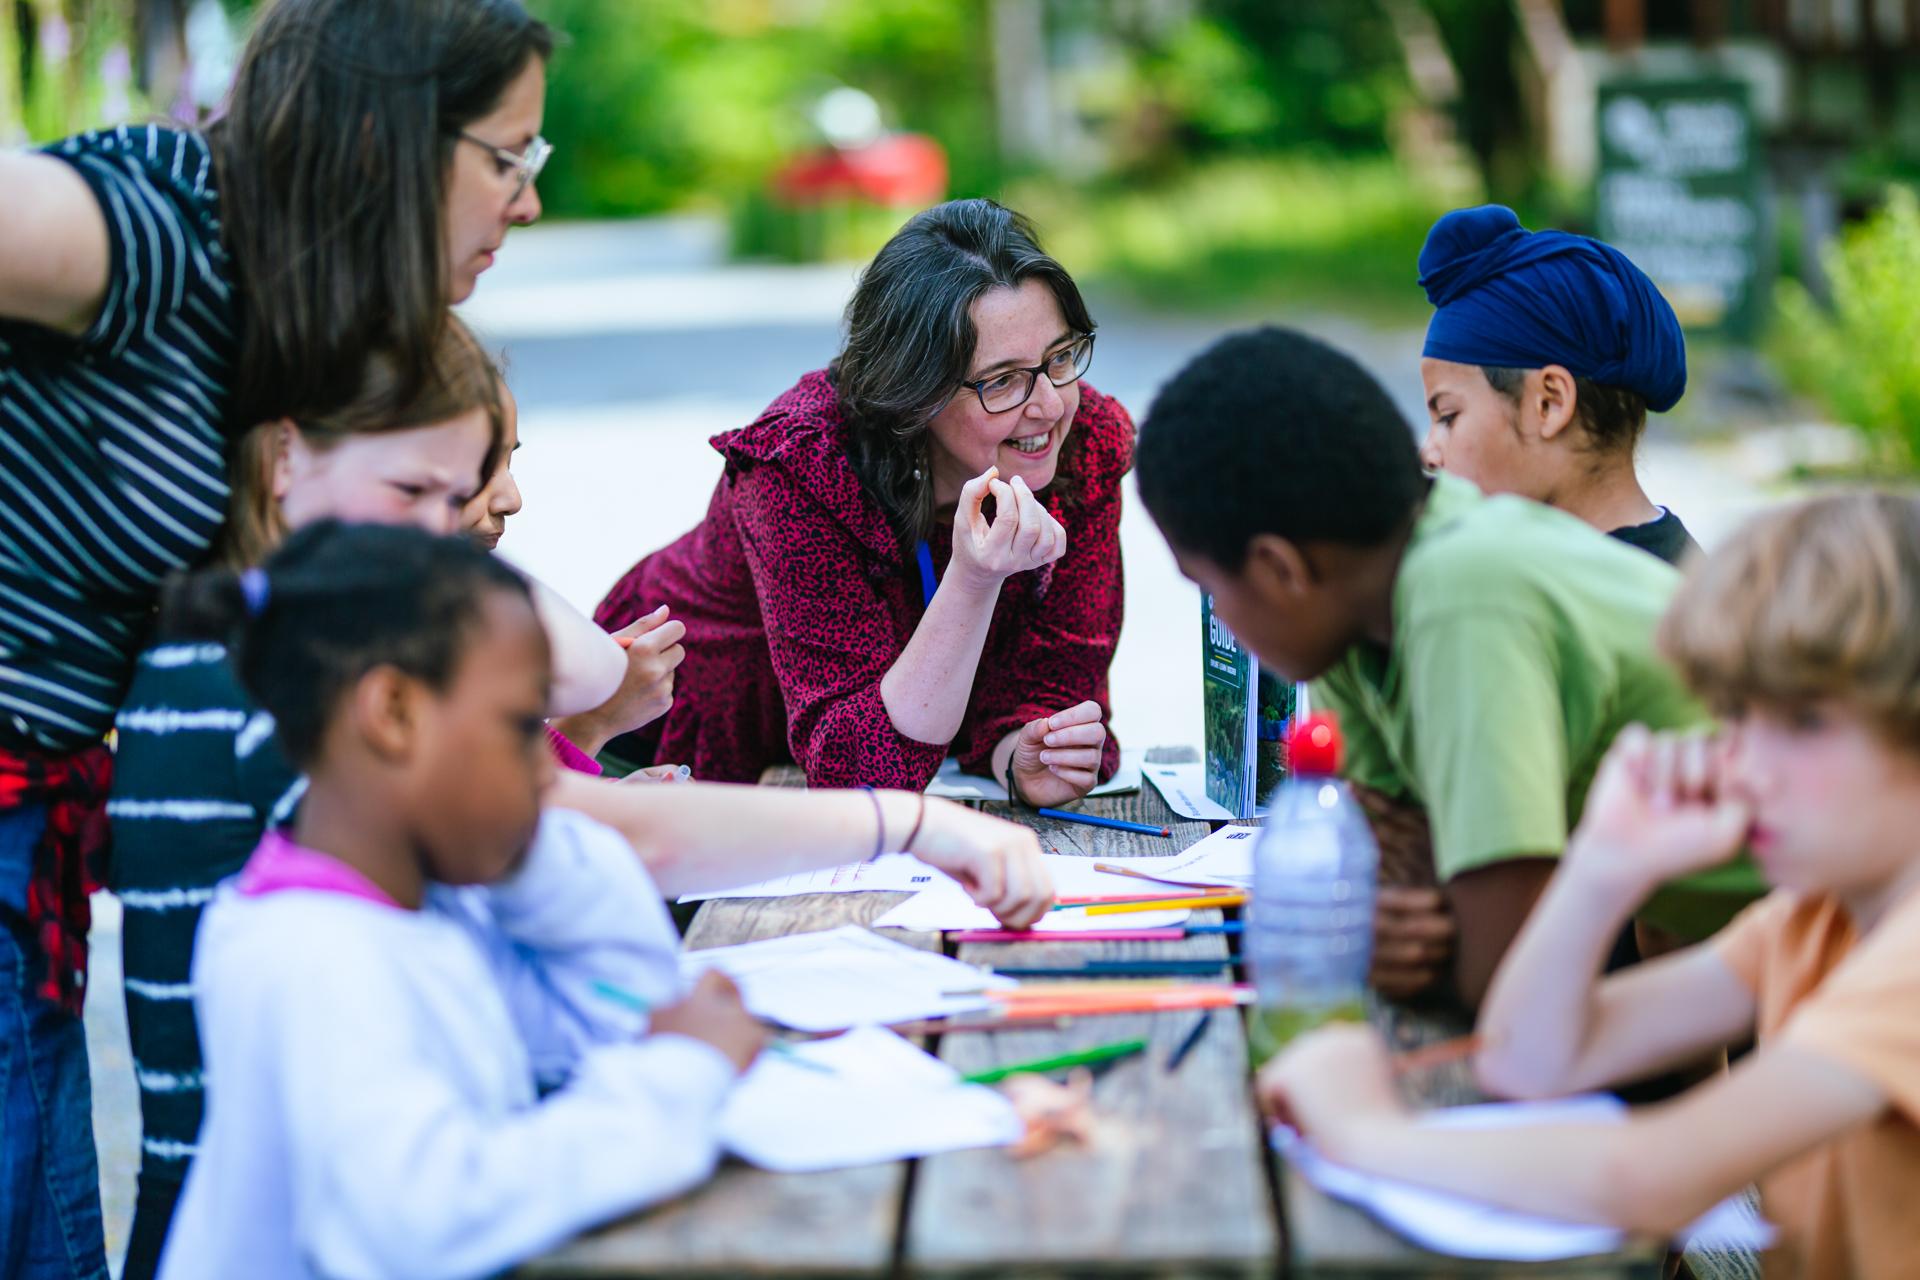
[0,2,554,1275]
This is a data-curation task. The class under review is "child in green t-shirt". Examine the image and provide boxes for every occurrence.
[1135,326,1761,1010]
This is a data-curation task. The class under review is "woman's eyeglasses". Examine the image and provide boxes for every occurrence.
[960,333,1096,414]
[459,132,553,204]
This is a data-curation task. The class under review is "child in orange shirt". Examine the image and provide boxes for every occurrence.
[1260,491,1920,1280]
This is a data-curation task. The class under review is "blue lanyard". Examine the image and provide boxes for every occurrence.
[915,539,937,609]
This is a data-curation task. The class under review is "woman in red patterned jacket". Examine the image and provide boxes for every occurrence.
[597,199,1129,800]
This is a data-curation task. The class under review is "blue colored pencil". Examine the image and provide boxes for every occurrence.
[1185,922,1244,935]
[1035,807,1172,837]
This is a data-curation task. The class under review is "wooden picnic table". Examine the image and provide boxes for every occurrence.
[524,749,1660,1279]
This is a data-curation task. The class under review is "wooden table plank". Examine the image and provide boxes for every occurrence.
[906,758,1281,1276]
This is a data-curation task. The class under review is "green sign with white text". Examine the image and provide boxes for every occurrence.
[1596,76,1763,340]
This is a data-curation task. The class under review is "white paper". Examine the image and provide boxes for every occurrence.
[1274,1095,1774,1261]
[720,1027,1023,1172]
[678,853,949,903]
[680,925,1013,1031]
[1143,759,1268,821]
[871,874,1192,933]
[1148,823,1261,887]
[926,747,1145,802]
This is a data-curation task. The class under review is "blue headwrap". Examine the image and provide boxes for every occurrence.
[1419,205,1687,413]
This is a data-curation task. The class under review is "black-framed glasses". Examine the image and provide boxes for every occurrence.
[458,132,553,203]
[959,333,1096,414]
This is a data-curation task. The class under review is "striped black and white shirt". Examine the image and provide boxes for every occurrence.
[0,125,234,753]
[110,640,301,1186]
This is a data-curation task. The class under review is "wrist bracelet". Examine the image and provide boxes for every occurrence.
[861,786,887,861]
[902,792,928,853]
[1004,756,1026,809]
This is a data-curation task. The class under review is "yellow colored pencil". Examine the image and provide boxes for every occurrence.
[1082,894,1248,916]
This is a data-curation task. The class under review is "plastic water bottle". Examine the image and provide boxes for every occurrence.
[1245,711,1377,1066]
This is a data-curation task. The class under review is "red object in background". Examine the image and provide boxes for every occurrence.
[772,133,948,207]
[1285,712,1343,777]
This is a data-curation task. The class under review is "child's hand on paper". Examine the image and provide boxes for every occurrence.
[650,971,765,1074]
[1565,724,1751,901]
[1256,1022,1405,1148]
[948,468,1066,590]
[906,798,1054,929]
[1006,701,1107,807]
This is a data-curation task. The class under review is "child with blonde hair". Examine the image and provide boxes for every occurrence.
[1260,490,1920,1279]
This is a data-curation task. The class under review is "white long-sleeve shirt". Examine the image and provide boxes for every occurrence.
[158,807,735,1280]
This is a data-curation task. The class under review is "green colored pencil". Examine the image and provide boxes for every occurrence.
[959,1037,1149,1085]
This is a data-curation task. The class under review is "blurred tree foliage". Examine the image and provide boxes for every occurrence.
[535,0,1001,218]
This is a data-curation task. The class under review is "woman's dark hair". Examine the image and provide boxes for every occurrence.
[164,522,533,764]
[830,199,1095,545]
[1480,366,1648,455]
[1138,326,1427,569]
[208,0,552,432]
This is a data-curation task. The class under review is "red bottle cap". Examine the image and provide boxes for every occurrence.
[1286,712,1342,776]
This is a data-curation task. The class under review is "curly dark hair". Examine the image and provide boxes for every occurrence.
[163,522,532,764]
[1137,326,1428,568]
[830,199,1096,546]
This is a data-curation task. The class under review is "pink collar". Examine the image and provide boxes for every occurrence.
[236,830,402,909]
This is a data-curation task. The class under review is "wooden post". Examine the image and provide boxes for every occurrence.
[1604,0,1644,52]
[1690,0,1728,48]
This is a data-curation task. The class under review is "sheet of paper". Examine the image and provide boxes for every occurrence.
[1274,1095,1774,1261]
[926,747,1145,802]
[1143,759,1267,821]
[720,1027,1023,1172]
[679,853,949,903]
[680,925,1014,1031]
[872,873,1192,933]
[1147,823,1260,887]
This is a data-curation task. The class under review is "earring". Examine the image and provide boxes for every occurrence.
[912,467,923,480]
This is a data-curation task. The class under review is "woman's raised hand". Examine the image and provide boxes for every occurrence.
[904,796,1055,930]
[1007,700,1108,808]
[948,467,1067,591]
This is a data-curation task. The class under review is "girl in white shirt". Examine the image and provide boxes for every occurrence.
[158,522,1052,1279]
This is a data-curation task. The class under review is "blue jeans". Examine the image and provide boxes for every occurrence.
[0,803,109,1280]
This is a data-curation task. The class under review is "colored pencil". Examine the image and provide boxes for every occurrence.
[949,928,1190,943]
[1053,888,1238,906]
[1184,922,1244,935]
[1081,894,1248,916]
[987,989,1252,1020]
[1035,808,1172,837]
[1049,890,1242,912]
[1391,1034,1483,1077]
[991,959,1241,978]
[1092,861,1231,891]
[960,1037,1150,1084]
[888,1014,1074,1036]
[1166,1011,1213,1071]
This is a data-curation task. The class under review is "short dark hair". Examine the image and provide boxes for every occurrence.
[164,522,533,764]
[831,199,1096,545]
[1480,366,1648,453]
[210,0,553,432]
[1137,326,1427,569]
